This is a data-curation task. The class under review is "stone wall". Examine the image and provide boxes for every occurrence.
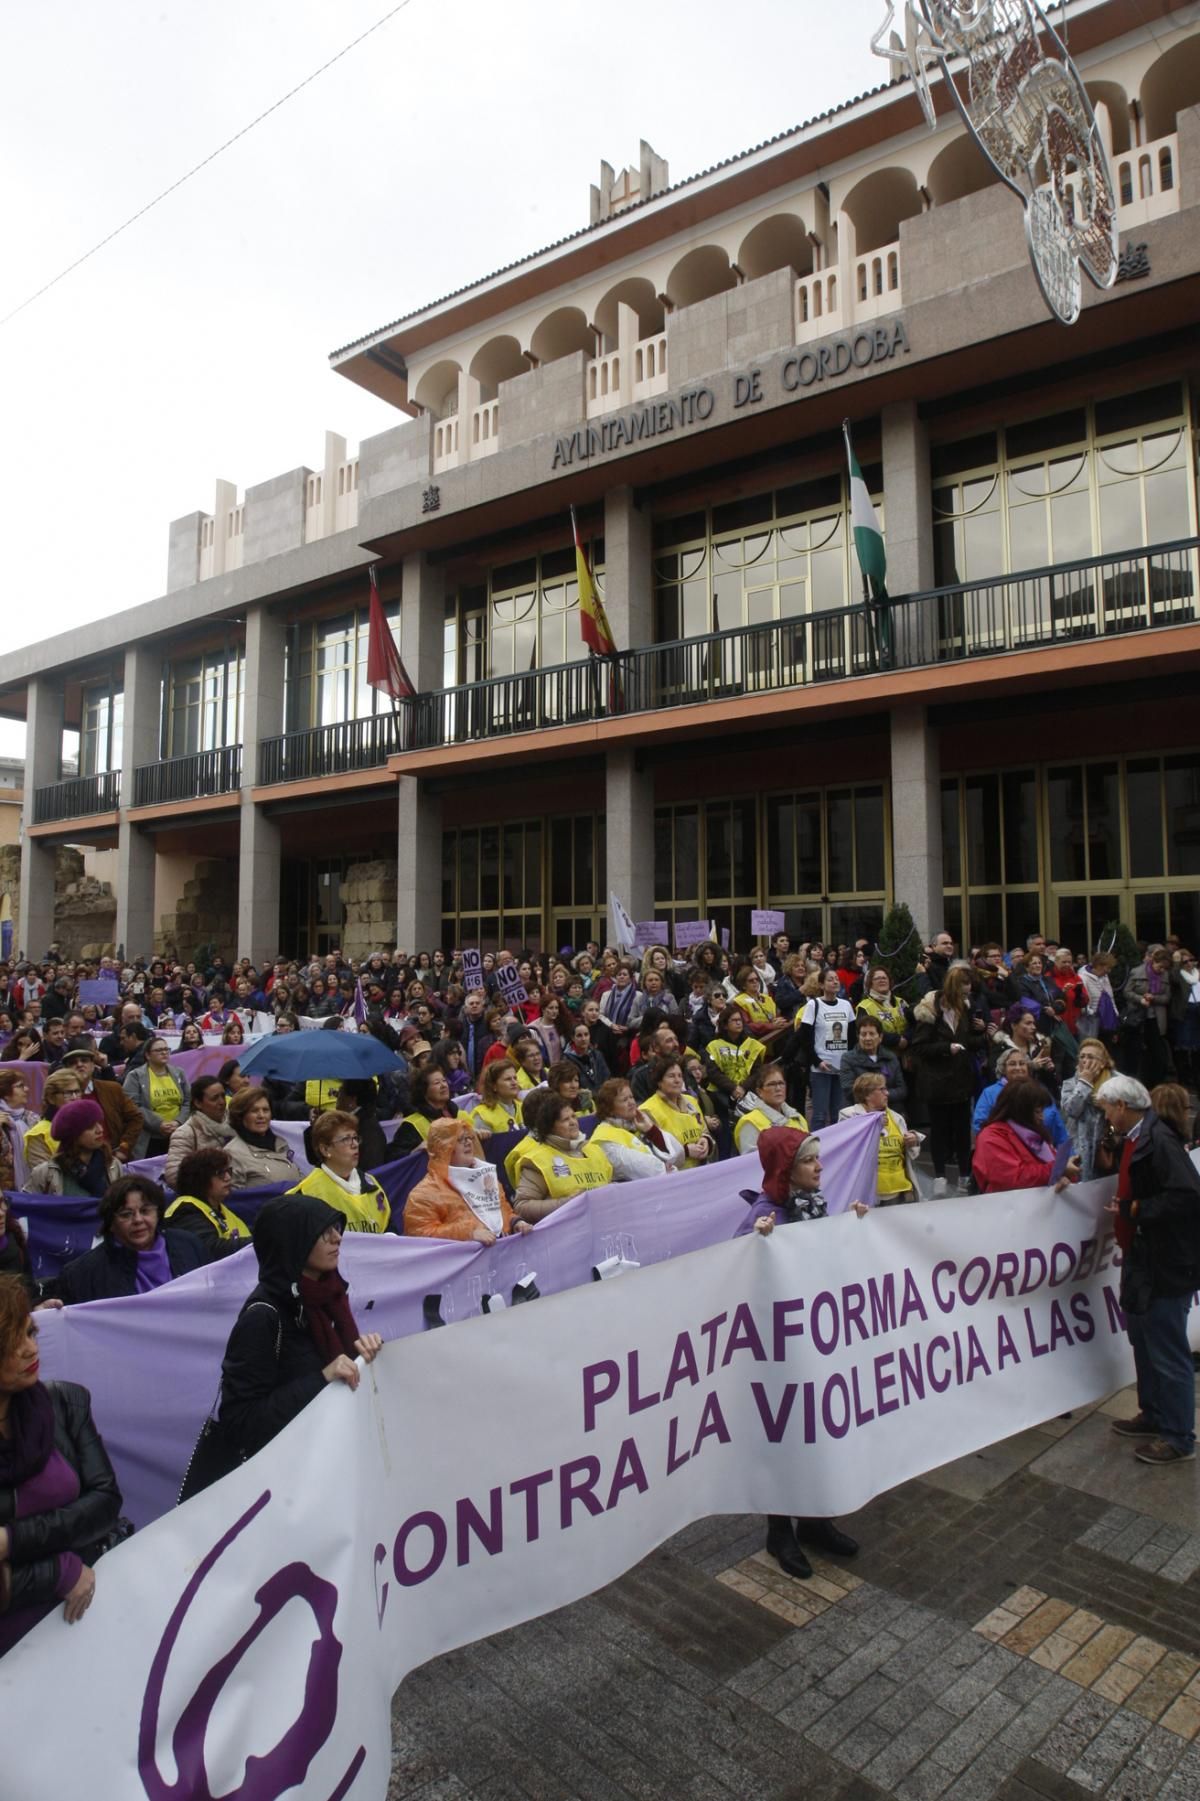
[341,859,398,960]
[0,845,118,961]
[154,859,237,964]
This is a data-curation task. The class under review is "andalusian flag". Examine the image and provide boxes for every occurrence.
[571,507,618,657]
[843,421,888,602]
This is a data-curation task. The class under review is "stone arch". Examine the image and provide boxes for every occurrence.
[1084,80,1132,155]
[737,212,813,281]
[469,336,525,401]
[925,132,1003,207]
[841,166,923,255]
[413,359,461,418]
[529,306,592,365]
[1140,37,1200,139]
[666,243,738,310]
[593,277,663,351]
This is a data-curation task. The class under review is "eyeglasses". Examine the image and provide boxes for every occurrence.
[330,1134,360,1148]
[114,1205,158,1222]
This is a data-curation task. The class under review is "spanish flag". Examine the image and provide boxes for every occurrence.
[571,507,618,658]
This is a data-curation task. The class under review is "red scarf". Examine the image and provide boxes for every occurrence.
[296,1270,360,1363]
[1114,1135,1137,1252]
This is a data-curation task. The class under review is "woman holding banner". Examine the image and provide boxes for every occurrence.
[641,1057,714,1164]
[204,1196,382,1477]
[972,1081,1080,1195]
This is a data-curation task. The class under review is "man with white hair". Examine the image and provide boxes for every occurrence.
[1101,1076,1200,1466]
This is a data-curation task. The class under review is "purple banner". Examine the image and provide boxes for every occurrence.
[77,978,120,1008]
[673,920,713,949]
[33,1114,885,1526]
[634,920,669,950]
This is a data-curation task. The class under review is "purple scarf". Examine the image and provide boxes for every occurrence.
[1009,1122,1053,1163]
[1145,960,1165,998]
[605,981,636,1025]
[134,1233,174,1294]
[0,1382,55,1486]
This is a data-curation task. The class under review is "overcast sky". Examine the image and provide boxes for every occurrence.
[0,0,887,755]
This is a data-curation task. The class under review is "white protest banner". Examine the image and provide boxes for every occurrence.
[751,908,786,936]
[673,920,713,950]
[4,1179,1174,1801]
[634,920,669,950]
[460,948,485,992]
[609,891,636,951]
[494,962,528,1006]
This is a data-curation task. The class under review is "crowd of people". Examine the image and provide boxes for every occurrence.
[1,922,1198,1643]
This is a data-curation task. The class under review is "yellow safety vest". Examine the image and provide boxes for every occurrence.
[877,1110,912,1196]
[589,1122,641,1152]
[514,1066,537,1091]
[164,1194,250,1245]
[511,1136,612,1200]
[642,1091,707,1146]
[24,1118,59,1158]
[304,1078,343,1112]
[288,1166,392,1233]
[401,1111,431,1143]
[733,1104,809,1157]
[706,1037,765,1087]
[857,995,907,1038]
[734,992,777,1025]
[468,1100,523,1137]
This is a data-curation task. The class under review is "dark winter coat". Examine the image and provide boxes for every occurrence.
[55,1229,206,1304]
[217,1193,343,1460]
[1,1382,122,1614]
[1121,1114,1200,1303]
[909,994,984,1106]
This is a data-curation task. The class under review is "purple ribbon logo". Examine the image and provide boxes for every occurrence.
[139,1490,366,1799]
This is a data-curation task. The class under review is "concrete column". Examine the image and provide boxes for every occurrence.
[396,777,442,954]
[881,399,933,598]
[890,705,944,941]
[238,605,286,964]
[400,551,445,692]
[18,676,64,960]
[604,746,655,926]
[602,486,652,650]
[116,645,161,957]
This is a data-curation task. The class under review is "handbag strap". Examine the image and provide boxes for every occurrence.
[202,1300,282,1423]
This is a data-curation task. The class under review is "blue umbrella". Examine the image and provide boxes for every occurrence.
[238,1030,403,1082]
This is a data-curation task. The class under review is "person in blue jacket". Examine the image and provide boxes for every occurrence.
[973,1047,1067,1145]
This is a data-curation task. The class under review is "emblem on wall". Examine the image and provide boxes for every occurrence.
[872,1,1119,324]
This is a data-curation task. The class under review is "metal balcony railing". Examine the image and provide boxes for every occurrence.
[32,770,122,824]
[132,745,243,808]
[407,537,1199,751]
[257,711,409,785]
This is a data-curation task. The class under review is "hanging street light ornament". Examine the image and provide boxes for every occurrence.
[871,1,1118,324]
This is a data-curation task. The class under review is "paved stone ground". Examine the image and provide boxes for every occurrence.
[387,1388,1200,1801]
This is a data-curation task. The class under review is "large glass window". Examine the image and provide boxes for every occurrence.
[932,384,1196,587]
[653,471,882,642]
[443,545,603,684]
[656,785,887,947]
[79,683,123,777]
[292,601,400,728]
[440,812,604,951]
[166,647,244,757]
[943,753,1200,951]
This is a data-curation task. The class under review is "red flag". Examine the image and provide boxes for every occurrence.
[366,566,415,701]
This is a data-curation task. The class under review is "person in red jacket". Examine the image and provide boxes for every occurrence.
[972,1079,1080,1194]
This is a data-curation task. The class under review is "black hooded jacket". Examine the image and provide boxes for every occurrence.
[217,1194,344,1459]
